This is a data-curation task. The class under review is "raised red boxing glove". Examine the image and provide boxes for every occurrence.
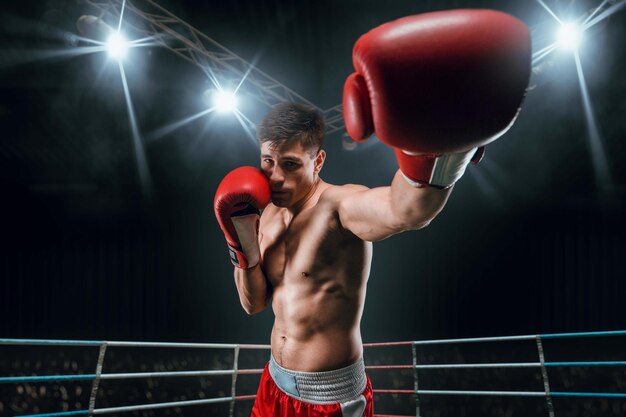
[343,9,531,188]
[214,166,270,269]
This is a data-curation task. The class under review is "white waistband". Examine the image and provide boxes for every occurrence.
[268,355,367,404]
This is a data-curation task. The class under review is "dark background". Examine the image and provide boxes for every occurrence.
[1,0,625,345]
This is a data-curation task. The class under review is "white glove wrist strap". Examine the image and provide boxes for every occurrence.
[231,214,261,268]
[403,147,477,188]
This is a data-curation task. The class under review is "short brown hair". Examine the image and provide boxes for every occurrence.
[256,102,325,156]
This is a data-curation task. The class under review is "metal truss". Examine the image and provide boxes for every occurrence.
[82,0,345,134]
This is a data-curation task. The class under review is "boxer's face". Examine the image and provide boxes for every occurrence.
[260,140,325,208]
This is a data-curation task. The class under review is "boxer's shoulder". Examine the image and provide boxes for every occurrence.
[318,183,369,207]
[260,202,280,218]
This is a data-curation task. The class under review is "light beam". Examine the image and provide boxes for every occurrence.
[573,51,612,185]
[118,61,153,197]
[584,0,626,30]
[233,109,258,145]
[147,107,218,143]
[535,0,563,23]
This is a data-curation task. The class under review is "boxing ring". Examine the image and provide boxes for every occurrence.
[1,330,625,417]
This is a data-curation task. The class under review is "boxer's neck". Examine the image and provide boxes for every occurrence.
[286,176,325,218]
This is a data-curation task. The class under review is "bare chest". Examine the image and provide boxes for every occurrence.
[259,208,345,287]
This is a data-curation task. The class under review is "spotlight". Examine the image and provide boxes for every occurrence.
[106,32,128,60]
[557,22,583,51]
[213,90,238,113]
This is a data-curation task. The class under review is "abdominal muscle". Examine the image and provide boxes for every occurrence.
[269,280,364,372]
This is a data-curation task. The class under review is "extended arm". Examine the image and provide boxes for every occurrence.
[338,171,452,242]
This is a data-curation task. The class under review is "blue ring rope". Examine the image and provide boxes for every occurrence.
[551,392,626,398]
[0,339,103,346]
[0,375,96,384]
[16,411,88,417]
[2,330,625,348]
[545,361,626,367]
[540,330,626,339]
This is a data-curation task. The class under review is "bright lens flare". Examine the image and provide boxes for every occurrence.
[106,32,128,60]
[557,22,583,50]
[213,90,238,113]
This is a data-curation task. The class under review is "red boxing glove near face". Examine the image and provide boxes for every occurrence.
[214,166,270,269]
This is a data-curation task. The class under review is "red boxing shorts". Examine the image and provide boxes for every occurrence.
[251,356,373,417]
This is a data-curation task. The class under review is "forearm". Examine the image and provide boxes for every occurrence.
[388,170,453,230]
[233,264,270,315]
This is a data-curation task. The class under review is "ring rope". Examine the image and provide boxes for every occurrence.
[363,329,626,347]
[17,395,258,417]
[4,360,625,384]
[4,328,625,349]
[16,389,626,417]
[0,369,265,384]
[0,339,270,349]
[373,389,626,398]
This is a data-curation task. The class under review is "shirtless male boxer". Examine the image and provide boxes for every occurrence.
[214,10,531,417]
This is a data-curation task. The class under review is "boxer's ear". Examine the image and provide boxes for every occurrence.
[313,149,326,175]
